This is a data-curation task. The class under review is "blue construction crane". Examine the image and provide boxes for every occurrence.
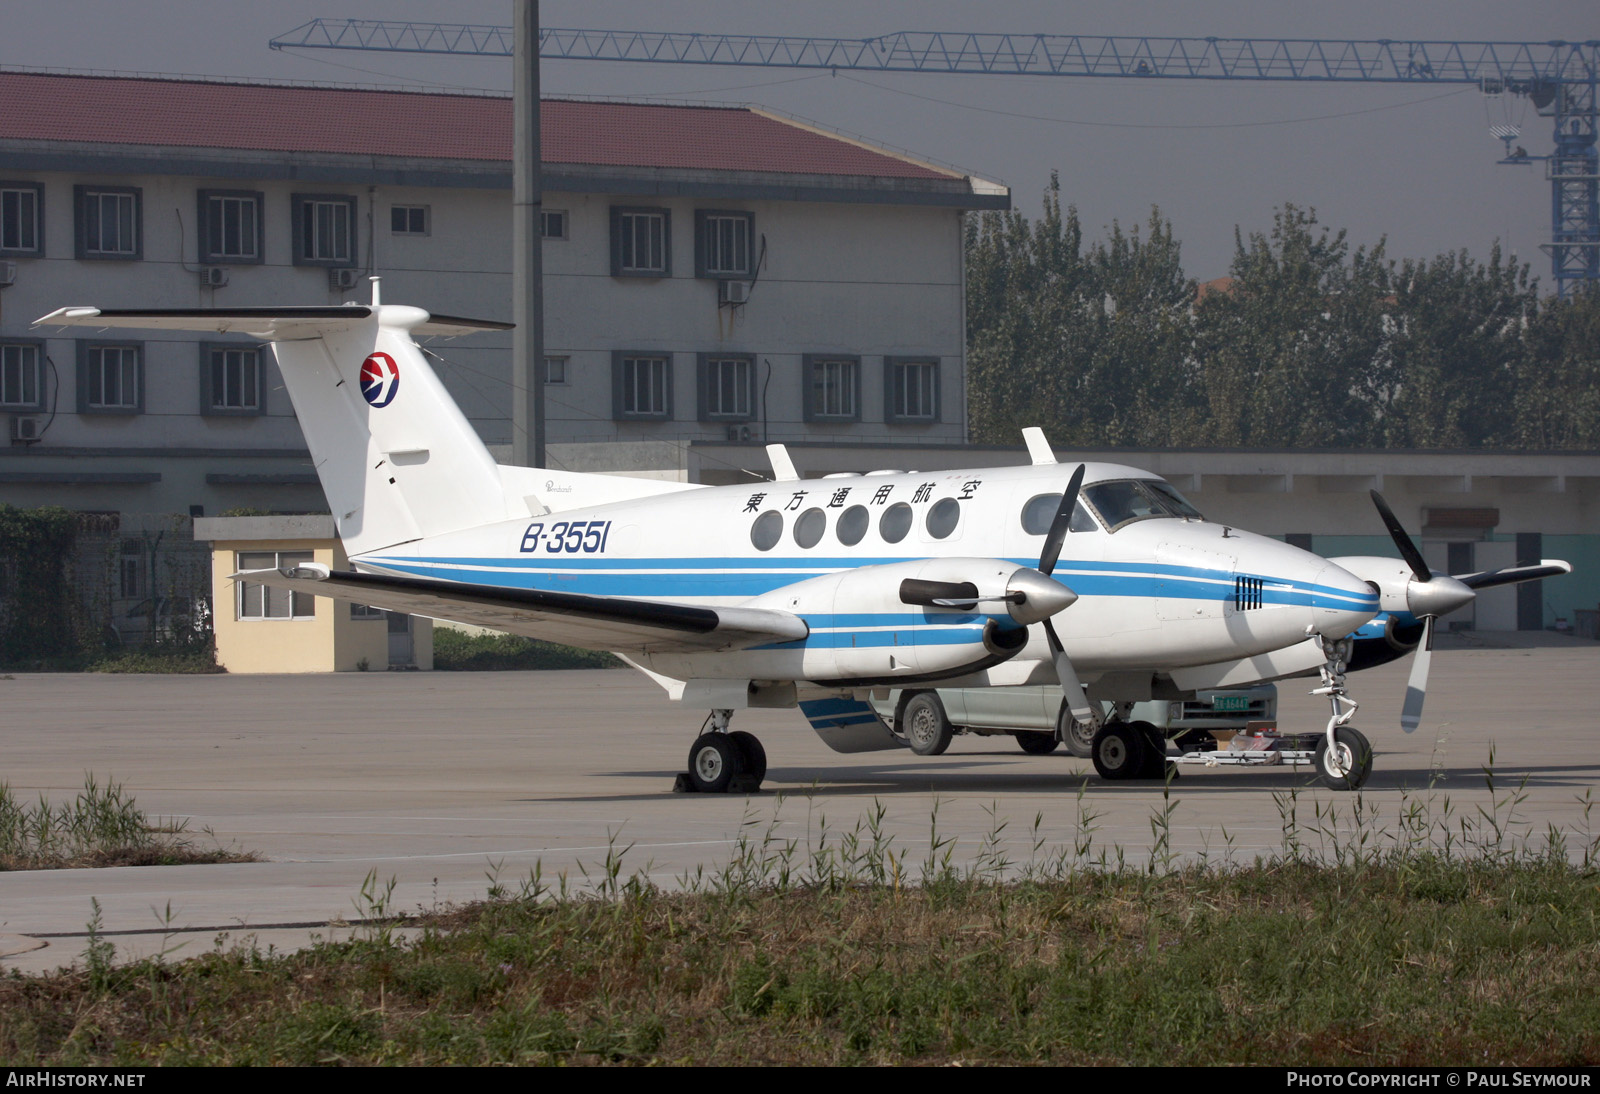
[270,22,1600,297]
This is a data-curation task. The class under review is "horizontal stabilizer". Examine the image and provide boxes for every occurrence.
[33,306,510,339]
[234,565,809,655]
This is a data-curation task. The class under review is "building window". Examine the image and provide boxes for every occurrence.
[0,343,42,409]
[541,210,567,240]
[198,190,262,263]
[612,352,672,420]
[610,207,670,277]
[544,356,568,385]
[236,551,316,620]
[803,355,860,423]
[0,183,42,256]
[292,194,357,265]
[350,602,386,621]
[201,344,262,416]
[885,357,940,423]
[74,185,140,260]
[77,343,142,414]
[391,205,429,235]
[695,210,754,278]
[119,538,145,599]
[698,354,754,421]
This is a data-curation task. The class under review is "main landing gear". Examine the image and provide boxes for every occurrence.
[674,709,768,794]
[1089,719,1179,782]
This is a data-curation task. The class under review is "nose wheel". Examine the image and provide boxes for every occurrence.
[675,710,767,793]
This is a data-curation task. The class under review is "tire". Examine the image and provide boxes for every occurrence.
[1314,725,1373,791]
[686,732,744,793]
[1091,723,1148,781]
[1016,732,1060,755]
[728,730,767,784]
[902,692,954,756]
[1135,721,1170,779]
[1058,703,1096,759]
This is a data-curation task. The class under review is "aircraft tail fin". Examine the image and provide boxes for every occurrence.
[35,304,517,556]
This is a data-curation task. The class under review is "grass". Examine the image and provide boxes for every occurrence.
[432,629,623,671]
[0,650,223,674]
[3,775,1599,1065]
[0,775,251,871]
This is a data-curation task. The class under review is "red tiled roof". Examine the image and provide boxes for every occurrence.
[0,71,957,180]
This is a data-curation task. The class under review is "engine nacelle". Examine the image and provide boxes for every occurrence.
[742,557,1041,685]
[1345,611,1427,672]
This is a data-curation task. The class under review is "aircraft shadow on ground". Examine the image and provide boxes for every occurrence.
[521,756,1600,804]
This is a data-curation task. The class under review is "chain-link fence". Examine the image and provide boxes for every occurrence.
[0,508,214,664]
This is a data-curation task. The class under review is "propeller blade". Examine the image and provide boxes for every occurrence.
[1043,618,1093,722]
[1400,615,1435,734]
[1038,464,1087,577]
[1456,560,1573,590]
[1370,490,1431,583]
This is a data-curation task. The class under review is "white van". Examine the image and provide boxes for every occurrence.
[869,684,1278,760]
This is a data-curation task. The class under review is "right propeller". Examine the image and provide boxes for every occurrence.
[1368,490,1478,733]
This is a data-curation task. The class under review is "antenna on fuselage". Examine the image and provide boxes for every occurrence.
[766,443,800,481]
[1022,427,1057,465]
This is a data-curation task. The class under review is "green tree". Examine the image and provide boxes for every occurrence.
[1512,284,1600,449]
[1192,205,1390,447]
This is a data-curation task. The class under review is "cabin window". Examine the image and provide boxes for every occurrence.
[925,497,961,539]
[879,502,913,544]
[835,505,869,546]
[1021,493,1100,535]
[793,507,826,549]
[750,510,782,552]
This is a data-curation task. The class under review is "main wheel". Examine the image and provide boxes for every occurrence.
[1091,723,1148,781]
[1314,725,1373,791]
[902,692,954,756]
[1058,703,1096,759]
[1016,732,1060,755]
[686,732,744,793]
[728,730,767,784]
[1134,721,1170,779]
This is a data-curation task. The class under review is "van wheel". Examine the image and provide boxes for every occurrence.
[902,693,954,756]
[1016,732,1060,755]
[1058,703,1096,758]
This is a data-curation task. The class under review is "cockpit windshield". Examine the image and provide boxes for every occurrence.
[1082,479,1205,532]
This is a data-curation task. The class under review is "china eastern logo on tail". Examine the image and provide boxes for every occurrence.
[359,352,400,408]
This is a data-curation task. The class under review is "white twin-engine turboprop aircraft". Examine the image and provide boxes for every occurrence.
[37,291,1570,793]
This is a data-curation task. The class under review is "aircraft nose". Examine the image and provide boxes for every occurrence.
[1310,561,1380,639]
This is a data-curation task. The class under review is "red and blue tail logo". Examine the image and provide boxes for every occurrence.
[359,352,400,408]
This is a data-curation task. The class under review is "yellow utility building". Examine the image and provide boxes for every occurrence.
[194,515,431,673]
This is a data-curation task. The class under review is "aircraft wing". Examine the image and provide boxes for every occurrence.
[234,565,808,654]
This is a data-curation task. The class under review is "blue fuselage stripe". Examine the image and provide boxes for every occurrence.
[369,555,1378,612]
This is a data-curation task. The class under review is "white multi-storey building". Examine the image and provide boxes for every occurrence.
[0,70,1009,520]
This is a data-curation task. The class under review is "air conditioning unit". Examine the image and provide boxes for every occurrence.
[0,261,16,287]
[10,415,41,444]
[718,279,751,305]
[200,265,229,288]
[724,424,755,442]
[329,268,361,291]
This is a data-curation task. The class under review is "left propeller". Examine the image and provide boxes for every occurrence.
[1039,465,1094,722]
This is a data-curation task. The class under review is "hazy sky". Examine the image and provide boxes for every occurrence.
[5,1,1594,285]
